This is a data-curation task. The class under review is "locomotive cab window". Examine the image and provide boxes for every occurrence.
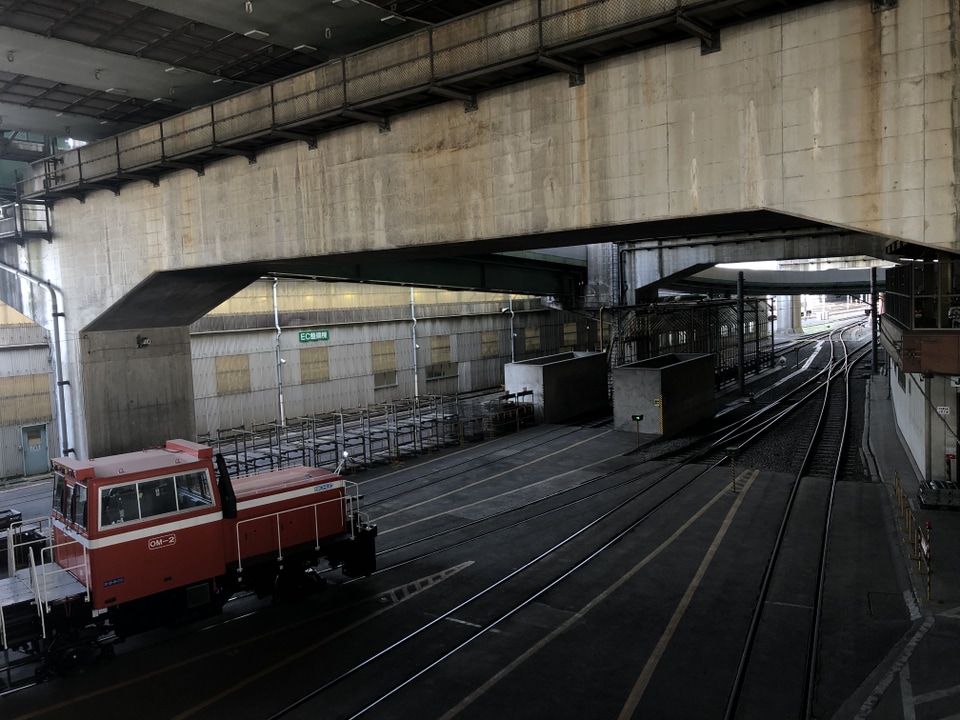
[176,470,213,509]
[101,484,141,526]
[70,483,88,531]
[99,469,214,529]
[52,472,66,517]
[139,477,177,519]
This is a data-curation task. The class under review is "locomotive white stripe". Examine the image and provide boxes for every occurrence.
[235,480,345,512]
[54,513,222,550]
[51,480,345,551]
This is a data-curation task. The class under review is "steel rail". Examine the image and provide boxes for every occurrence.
[723,326,868,719]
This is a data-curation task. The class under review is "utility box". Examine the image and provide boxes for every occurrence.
[613,353,716,437]
[504,352,608,424]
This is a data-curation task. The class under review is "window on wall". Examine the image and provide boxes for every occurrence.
[372,340,397,388]
[481,330,499,358]
[431,335,451,362]
[562,322,577,351]
[524,327,540,353]
[426,335,456,380]
[215,355,251,395]
[426,362,458,380]
[300,346,330,383]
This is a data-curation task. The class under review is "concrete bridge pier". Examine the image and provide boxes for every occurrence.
[78,328,195,459]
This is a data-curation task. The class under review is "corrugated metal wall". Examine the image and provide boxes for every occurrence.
[0,283,591,475]
[0,306,58,479]
[191,312,562,436]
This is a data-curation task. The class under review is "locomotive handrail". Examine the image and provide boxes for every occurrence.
[0,565,6,649]
[6,516,49,576]
[40,540,91,612]
[344,480,368,536]
[26,550,46,641]
[233,495,349,575]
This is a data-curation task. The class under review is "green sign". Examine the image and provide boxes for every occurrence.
[632,414,644,422]
[298,329,330,343]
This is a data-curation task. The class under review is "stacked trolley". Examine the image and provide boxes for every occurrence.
[0,439,376,681]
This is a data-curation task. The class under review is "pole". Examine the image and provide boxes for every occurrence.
[737,272,745,395]
[871,267,879,374]
[272,278,285,427]
[769,297,775,368]
[508,296,515,363]
[411,287,419,398]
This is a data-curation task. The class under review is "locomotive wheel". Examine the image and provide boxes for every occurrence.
[273,565,325,603]
[46,637,96,675]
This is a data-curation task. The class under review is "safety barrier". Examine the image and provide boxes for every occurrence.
[894,471,933,601]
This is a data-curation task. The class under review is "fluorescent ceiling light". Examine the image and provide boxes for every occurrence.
[244,29,270,40]
[152,97,174,104]
[380,14,405,25]
[293,44,317,52]
[164,66,188,75]
[332,0,359,6]
[105,87,128,94]
[212,77,234,84]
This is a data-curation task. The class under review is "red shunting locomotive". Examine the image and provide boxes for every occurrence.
[0,439,377,671]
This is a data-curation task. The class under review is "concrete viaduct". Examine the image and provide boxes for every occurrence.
[0,0,956,459]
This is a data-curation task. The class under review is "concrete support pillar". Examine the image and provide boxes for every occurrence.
[79,327,196,457]
[785,295,804,333]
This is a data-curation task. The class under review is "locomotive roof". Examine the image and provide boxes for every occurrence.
[54,439,212,482]
[55,447,209,481]
[232,466,342,500]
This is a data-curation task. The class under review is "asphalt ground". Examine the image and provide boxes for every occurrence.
[1,371,958,720]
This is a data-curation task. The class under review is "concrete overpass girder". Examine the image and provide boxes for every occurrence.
[623,230,890,299]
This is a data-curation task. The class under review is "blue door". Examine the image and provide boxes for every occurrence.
[21,424,50,477]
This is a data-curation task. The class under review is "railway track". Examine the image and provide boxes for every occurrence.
[264,329,874,719]
[1,324,892,719]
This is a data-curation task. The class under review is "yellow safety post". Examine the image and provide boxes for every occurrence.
[726,446,739,493]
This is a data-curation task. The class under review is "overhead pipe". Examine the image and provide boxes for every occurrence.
[0,260,73,456]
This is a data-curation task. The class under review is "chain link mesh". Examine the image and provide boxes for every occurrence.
[434,21,539,79]
[78,140,121,181]
[162,108,215,157]
[215,87,272,142]
[36,0,691,192]
[118,137,162,172]
[346,56,431,104]
[543,0,674,46]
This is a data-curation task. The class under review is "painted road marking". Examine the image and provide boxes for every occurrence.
[617,469,759,719]
[853,616,934,720]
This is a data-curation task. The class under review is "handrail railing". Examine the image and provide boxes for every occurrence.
[17,0,688,199]
[40,540,91,612]
[26,550,46,641]
[234,493,353,575]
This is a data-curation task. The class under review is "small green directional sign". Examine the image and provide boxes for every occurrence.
[632,414,643,422]
[298,329,330,343]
